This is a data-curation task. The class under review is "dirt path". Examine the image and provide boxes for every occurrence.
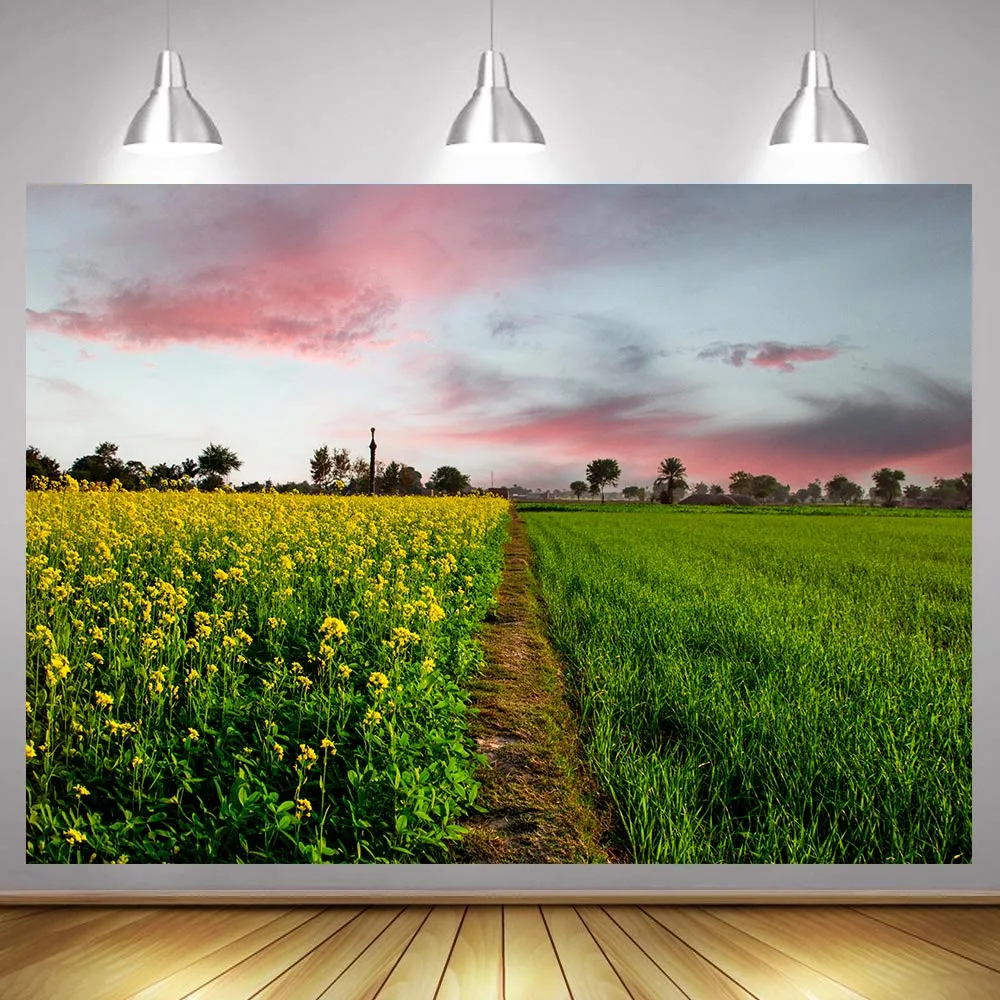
[454,507,629,863]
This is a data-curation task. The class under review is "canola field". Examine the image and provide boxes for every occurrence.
[521,504,972,865]
[26,485,509,863]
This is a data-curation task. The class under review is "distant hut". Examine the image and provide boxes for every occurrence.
[678,493,757,506]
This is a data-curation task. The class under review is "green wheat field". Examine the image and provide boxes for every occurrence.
[521,504,972,864]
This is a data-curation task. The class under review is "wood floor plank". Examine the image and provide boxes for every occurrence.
[435,905,504,1000]
[604,906,755,1000]
[314,907,430,1000]
[0,906,123,958]
[186,907,363,999]
[503,906,571,1000]
[577,906,687,1000]
[252,908,401,1000]
[709,906,1000,1000]
[131,908,320,1000]
[644,906,867,1000]
[0,907,47,926]
[541,905,631,1000]
[0,907,166,990]
[375,906,464,999]
[854,907,1000,972]
[84,908,296,1000]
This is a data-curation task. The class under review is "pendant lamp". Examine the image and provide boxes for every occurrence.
[446,0,545,147]
[124,1,222,155]
[770,0,868,150]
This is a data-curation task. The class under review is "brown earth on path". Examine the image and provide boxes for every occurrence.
[454,506,629,863]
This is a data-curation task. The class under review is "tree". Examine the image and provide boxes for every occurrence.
[26,447,60,488]
[428,465,470,495]
[378,460,402,495]
[750,474,783,503]
[331,448,351,482]
[872,467,906,507]
[310,445,335,490]
[806,479,822,503]
[903,483,924,501]
[69,441,124,485]
[348,456,371,493]
[710,483,724,495]
[729,470,754,495]
[622,485,642,501]
[121,460,149,490]
[149,462,183,487]
[570,480,588,500]
[181,458,200,478]
[654,457,687,504]
[197,443,242,488]
[585,458,621,503]
[959,471,972,509]
[825,473,864,505]
[399,465,424,495]
[825,474,848,503]
[925,473,973,510]
[692,481,709,495]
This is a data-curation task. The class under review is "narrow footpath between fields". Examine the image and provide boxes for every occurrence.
[454,506,629,863]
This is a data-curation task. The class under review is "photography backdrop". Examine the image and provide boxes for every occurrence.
[2,0,998,897]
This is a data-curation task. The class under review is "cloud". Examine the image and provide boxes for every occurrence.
[680,370,972,483]
[26,263,399,360]
[433,360,521,410]
[698,340,840,372]
[436,392,705,463]
[28,375,90,399]
[488,312,539,341]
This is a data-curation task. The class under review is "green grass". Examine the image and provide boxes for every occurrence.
[521,505,972,864]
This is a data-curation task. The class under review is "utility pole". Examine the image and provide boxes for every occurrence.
[368,427,376,495]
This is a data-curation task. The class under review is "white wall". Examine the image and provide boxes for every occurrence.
[2,0,997,894]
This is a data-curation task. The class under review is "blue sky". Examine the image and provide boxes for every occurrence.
[26,184,971,490]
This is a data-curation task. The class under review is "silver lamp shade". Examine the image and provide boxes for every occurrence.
[124,50,222,155]
[770,50,868,149]
[447,49,545,146]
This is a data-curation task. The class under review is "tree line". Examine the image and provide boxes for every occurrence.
[573,457,972,509]
[26,442,475,497]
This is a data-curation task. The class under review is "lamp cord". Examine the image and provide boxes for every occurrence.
[165,0,171,49]
[812,0,818,50]
[490,0,495,50]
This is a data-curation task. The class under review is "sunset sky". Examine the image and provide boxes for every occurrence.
[26,184,971,491]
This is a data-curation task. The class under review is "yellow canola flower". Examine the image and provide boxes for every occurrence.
[94,690,114,709]
[320,616,349,640]
[320,738,337,754]
[73,784,90,798]
[368,671,390,691]
[64,828,87,846]
[297,744,318,765]
[187,728,200,741]
[25,741,36,761]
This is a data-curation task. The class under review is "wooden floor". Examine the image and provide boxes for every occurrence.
[1,904,998,999]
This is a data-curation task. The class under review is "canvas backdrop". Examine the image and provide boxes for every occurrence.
[1,0,996,894]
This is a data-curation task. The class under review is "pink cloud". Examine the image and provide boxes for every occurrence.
[28,187,566,361]
[437,395,704,466]
[27,262,398,360]
[699,341,840,373]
